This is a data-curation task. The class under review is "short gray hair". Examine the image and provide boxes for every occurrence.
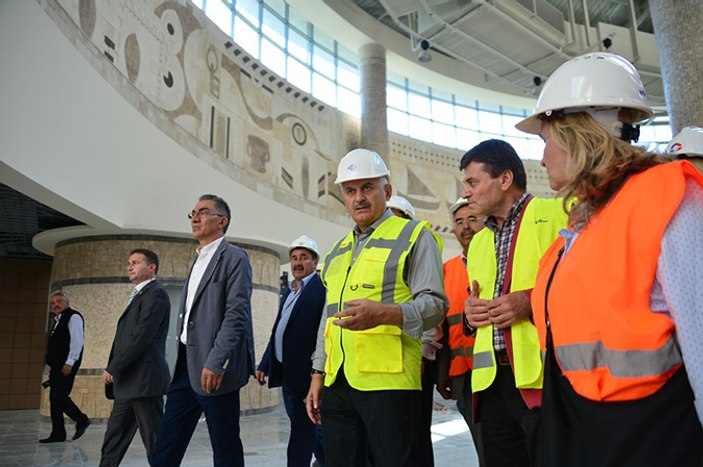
[49,290,69,301]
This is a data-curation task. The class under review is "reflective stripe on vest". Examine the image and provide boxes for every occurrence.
[469,197,568,393]
[320,215,430,391]
[443,255,475,376]
[533,161,702,401]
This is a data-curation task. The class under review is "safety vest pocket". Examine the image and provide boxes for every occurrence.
[355,325,403,373]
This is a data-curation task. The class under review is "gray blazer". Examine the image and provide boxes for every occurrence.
[106,280,171,399]
[177,239,255,396]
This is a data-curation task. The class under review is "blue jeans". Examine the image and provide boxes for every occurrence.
[282,387,325,467]
[151,348,243,467]
[320,370,421,467]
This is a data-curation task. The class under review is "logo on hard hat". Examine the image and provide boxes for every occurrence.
[669,143,683,153]
[347,163,358,172]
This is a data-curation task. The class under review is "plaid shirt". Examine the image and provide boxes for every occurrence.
[484,192,530,351]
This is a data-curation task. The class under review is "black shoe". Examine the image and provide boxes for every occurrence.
[39,436,66,444]
[72,419,91,440]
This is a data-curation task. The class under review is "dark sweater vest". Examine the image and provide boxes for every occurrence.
[46,308,84,370]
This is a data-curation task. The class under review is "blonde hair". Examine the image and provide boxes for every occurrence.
[547,113,663,226]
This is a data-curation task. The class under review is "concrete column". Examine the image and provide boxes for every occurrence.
[40,235,280,420]
[649,0,703,133]
[359,43,390,162]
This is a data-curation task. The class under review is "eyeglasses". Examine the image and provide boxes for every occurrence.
[187,209,225,220]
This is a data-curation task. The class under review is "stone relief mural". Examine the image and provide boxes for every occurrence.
[54,0,551,237]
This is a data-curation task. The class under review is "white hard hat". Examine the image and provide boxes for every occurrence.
[666,126,703,157]
[448,197,469,217]
[388,195,416,219]
[516,52,653,136]
[335,149,390,185]
[288,235,319,257]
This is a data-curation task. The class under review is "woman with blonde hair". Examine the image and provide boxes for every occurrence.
[517,53,703,466]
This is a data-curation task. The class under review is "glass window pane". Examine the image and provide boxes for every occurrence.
[477,110,502,134]
[260,38,285,77]
[266,0,286,17]
[206,0,233,35]
[235,0,259,27]
[288,29,310,64]
[502,114,526,138]
[506,137,534,160]
[287,57,311,92]
[234,16,259,57]
[312,27,335,51]
[387,85,407,111]
[262,9,285,47]
[432,99,454,125]
[388,108,409,135]
[288,7,308,33]
[337,61,359,92]
[338,86,360,117]
[408,92,431,118]
[456,128,481,152]
[313,45,335,79]
[455,105,478,129]
[433,122,456,148]
[409,115,432,142]
[313,72,336,106]
[526,138,545,160]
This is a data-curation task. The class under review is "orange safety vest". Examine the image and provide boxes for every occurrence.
[532,161,703,402]
[443,255,475,377]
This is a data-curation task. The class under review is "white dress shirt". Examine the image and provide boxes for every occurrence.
[52,312,84,366]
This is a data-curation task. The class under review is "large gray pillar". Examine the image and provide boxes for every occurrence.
[358,43,390,161]
[649,0,703,133]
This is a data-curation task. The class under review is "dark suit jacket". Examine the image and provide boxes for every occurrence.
[177,239,255,396]
[106,280,171,399]
[257,273,326,398]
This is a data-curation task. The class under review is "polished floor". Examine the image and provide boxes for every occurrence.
[0,393,479,466]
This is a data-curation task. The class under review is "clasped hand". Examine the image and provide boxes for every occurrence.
[464,280,532,329]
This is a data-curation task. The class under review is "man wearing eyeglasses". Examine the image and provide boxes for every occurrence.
[152,194,255,467]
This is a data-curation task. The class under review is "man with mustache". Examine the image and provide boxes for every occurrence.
[256,236,326,467]
[306,148,448,466]
[436,197,486,466]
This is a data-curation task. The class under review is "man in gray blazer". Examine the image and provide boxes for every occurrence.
[152,194,255,467]
[99,248,170,466]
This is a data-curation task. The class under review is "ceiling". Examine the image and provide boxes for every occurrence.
[0,183,82,260]
[348,0,664,105]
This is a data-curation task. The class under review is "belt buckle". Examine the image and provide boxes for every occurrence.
[496,350,511,366]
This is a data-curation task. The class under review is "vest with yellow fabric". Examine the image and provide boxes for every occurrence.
[443,255,475,377]
[532,161,703,402]
[320,215,430,391]
[469,197,568,393]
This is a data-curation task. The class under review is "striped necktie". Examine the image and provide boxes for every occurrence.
[127,287,139,305]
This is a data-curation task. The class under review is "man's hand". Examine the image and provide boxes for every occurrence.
[255,370,267,386]
[201,368,223,393]
[465,280,491,328]
[61,364,72,376]
[333,299,401,331]
[486,291,532,329]
[436,380,452,400]
[306,374,324,425]
[102,370,113,385]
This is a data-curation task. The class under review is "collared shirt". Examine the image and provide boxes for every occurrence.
[180,237,225,344]
[485,192,530,351]
[52,312,84,366]
[133,277,154,295]
[274,270,317,362]
[312,208,448,371]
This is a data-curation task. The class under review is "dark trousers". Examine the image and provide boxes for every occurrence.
[99,396,164,467]
[456,374,486,467]
[479,361,530,467]
[151,346,243,467]
[282,386,325,467]
[321,370,422,467]
[48,367,88,439]
[415,357,436,467]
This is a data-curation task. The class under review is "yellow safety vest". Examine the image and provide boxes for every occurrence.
[469,197,568,393]
[320,215,431,391]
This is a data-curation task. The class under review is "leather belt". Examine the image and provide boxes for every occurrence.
[496,349,511,366]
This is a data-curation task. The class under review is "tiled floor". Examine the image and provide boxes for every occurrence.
[0,394,479,466]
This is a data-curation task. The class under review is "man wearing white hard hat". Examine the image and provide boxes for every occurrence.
[388,195,416,220]
[517,52,703,465]
[256,236,326,467]
[306,148,448,466]
[667,126,703,174]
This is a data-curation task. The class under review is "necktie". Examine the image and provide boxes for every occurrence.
[127,287,139,305]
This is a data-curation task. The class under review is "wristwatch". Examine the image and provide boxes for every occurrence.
[311,369,326,376]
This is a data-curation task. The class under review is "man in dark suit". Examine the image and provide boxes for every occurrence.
[99,248,171,466]
[152,194,255,467]
[40,290,91,443]
[256,235,326,467]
